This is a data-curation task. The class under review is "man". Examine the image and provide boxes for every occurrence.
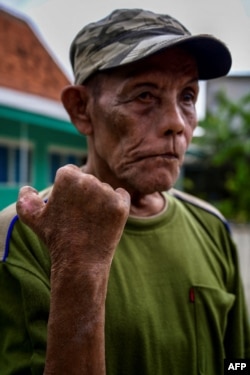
[0,8,249,375]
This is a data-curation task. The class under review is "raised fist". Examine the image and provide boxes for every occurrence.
[16,164,131,268]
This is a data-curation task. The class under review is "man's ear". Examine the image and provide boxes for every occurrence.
[61,85,93,135]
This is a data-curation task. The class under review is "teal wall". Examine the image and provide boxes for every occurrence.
[0,105,87,210]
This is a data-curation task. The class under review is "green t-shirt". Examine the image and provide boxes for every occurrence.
[0,190,249,374]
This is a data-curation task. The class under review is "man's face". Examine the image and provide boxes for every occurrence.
[87,47,199,194]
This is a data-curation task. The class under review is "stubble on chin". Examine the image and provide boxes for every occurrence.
[120,167,180,195]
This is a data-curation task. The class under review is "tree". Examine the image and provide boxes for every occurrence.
[190,91,250,222]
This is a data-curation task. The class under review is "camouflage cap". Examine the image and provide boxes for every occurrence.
[70,8,232,84]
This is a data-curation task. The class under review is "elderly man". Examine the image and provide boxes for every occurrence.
[0,8,249,375]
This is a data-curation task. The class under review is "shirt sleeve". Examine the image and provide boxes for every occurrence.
[224,236,250,358]
[0,217,50,375]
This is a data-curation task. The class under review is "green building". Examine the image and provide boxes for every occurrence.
[0,6,86,209]
[0,88,86,210]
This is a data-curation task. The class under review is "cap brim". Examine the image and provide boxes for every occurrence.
[100,34,232,80]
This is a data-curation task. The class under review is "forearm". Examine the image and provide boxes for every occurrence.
[44,263,110,375]
[15,168,130,374]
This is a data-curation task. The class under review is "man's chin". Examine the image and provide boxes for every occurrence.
[118,167,180,194]
[128,178,178,195]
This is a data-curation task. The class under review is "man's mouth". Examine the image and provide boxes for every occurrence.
[160,153,178,159]
[138,152,179,161]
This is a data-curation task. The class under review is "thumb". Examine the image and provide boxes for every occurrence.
[16,186,45,229]
[115,187,131,212]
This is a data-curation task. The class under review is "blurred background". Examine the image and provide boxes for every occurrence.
[0,0,250,311]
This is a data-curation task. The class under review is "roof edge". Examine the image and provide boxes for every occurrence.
[0,87,70,121]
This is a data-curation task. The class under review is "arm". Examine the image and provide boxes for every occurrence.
[16,165,130,375]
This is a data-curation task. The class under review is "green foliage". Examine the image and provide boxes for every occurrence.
[192,91,250,222]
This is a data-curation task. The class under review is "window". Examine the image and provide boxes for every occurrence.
[0,139,32,185]
[48,147,85,183]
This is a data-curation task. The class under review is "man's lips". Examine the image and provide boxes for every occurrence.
[136,152,179,161]
[159,153,178,159]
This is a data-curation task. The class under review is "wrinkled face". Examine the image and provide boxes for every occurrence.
[87,47,199,194]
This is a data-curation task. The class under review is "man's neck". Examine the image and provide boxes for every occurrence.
[129,191,166,217]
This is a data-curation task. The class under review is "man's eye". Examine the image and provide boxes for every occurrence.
[137,92,154,101]
[183,92,196,103]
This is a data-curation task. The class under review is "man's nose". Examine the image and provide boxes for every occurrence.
[159,101,185,136]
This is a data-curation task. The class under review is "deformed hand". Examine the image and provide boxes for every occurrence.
[16,164,130,268]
